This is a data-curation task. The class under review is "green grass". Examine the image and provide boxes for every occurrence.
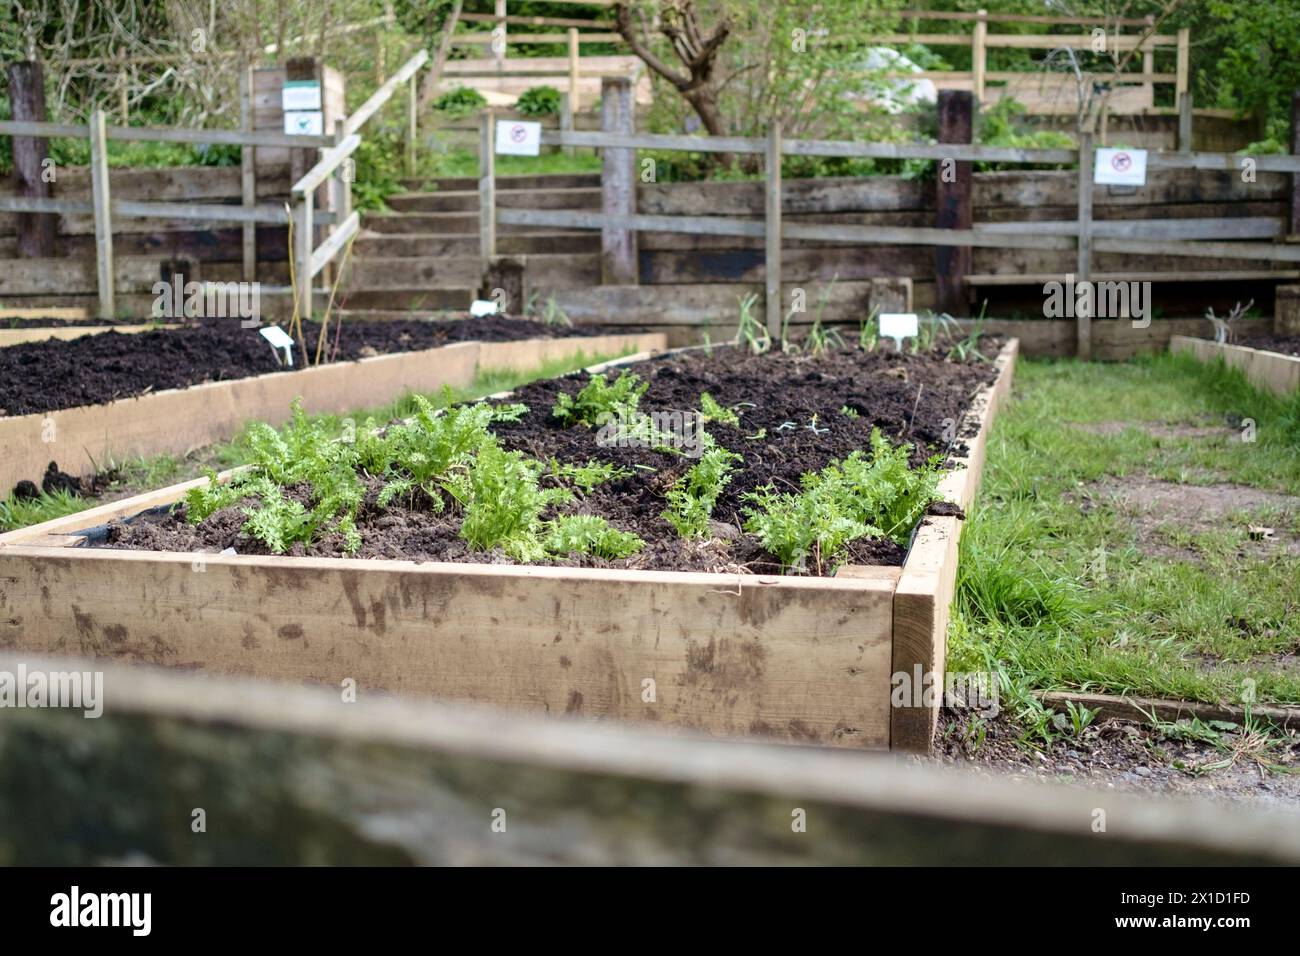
[0,347,632,534]
[0,489,88,532]
[948,352,1300,712]
[421,148,601,180]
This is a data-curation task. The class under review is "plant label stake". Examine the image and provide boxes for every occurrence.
[879,313,918,352]
[259,325,295,367]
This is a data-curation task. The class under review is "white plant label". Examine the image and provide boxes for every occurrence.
[1094,148,1147,187]
[284,110,324,136]
[470,299,499,317]
[495,120,542,156]
[260,325,295,366]
[281,80,322,112]
[879,312,918,350]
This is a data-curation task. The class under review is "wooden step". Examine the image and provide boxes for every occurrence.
[345,253,601,292]
[388,187,602,214]
[348,256,483,289]
[353,231,601,258]
[364,212,585,235]
[339,288,477,311]
[399,172,601,192]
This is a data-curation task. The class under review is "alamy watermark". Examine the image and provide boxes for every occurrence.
[1043,273,1151,328]
[0,664,103,718]
[891,667,999,718]
[152,273,262,328]
[595,409,705,458]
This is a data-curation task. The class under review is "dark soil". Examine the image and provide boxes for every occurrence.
[100,340,1004,574]
[1232,333,1300,359]
[0,315,629,417]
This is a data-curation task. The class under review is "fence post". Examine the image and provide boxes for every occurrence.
[7,60,57,258]
[295,194,314,324]
[600,76,638,285]
[568,28,581,113]
[117,66,129,123]
[240,65,257,281]
[1178,90,1194,153]
[1141,15,1155,101]
[935,90,973,317]
[494,0,507,70]
[406,70,418,176]
[972,9,987,103]
[765,120,783,342]
[1076,132,1094,360]
[559,91,574,157]
[480,111,496,269]
[1175,27,1190,149]
[1291,88,1300,239]
[89,109,115,319]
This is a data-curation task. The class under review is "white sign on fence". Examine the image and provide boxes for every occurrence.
[1094,148,1148,187]
[495,120,542,157]
[281,80,322,112]
[879,312,918,350]
[284,111,324,136]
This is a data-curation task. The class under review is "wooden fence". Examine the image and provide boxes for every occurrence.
[882,8,1190,121]
[482,80,1300,359]
[0,51,428,322]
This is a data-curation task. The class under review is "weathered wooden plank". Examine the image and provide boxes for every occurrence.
[1170,335,1300,395]
[0,548,893,750]
[1039,690,1300,731]
[4,654,1296,865]
[0,256,175,296]
[892,340,1018,752]
[541,281,900,326]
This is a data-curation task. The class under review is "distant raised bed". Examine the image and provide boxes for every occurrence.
[1170,334,1300,396]
[0,316,662,496]
[0,339,1017,753]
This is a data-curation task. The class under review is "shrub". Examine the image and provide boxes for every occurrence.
[515,85,562,116]
[433,86,487,117]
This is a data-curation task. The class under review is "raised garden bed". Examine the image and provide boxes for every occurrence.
[0,316,663,497]
[1170,335,1300,396]
[0,338,1018,752]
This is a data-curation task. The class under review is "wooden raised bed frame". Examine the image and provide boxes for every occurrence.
[1170,335,1300,396]
[0,339,1018,753]
[0,331,665,496]
[4,649,1296,866]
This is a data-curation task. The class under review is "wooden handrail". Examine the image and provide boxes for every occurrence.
[342,49,429,137]
[292,134,361,197]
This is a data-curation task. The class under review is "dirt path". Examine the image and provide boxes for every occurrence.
[929,709,1300,812]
